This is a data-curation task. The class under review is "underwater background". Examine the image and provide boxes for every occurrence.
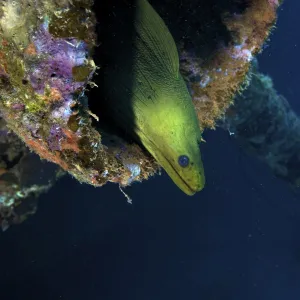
[0,1,300,299]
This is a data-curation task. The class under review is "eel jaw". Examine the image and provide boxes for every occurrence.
[154,150,198,196]
[138,133,199,196]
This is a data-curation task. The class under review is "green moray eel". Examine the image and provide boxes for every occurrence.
[98,0,205,195]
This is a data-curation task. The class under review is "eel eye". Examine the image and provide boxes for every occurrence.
[178,155,190,168]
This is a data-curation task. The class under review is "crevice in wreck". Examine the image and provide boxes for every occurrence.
[88,0,140,150]
[87,0,250,146]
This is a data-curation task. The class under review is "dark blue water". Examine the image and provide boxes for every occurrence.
[1,1,300,299]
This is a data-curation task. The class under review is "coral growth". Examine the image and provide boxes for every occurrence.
[223,59,300,187]
[0,117,61,231]
[0,0,158,190]
[177,0,281,129]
